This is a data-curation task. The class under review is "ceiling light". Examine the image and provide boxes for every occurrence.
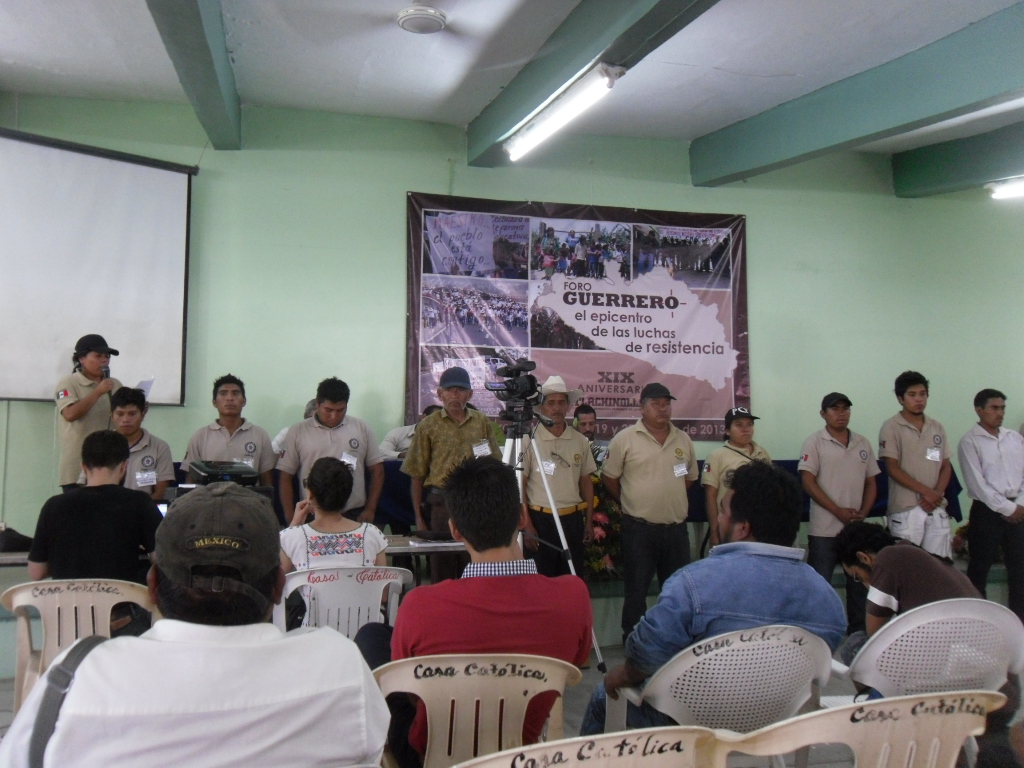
[396,6,447,34]
[503,63,626,162]
[990,178,1024,200]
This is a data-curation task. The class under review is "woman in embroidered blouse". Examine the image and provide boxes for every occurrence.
[279,456,388,573]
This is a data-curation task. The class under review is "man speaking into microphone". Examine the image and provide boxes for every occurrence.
[521,375,596,577]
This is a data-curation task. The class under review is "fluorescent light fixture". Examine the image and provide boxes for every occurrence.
[990,178,1024,200]
[504,63,626,162]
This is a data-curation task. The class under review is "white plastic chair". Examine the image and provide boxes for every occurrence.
[714,690,1007,768]
[451,725,718,768]
[272,565,412,638]
[831,598,1024,697]
[606,625,833,732]
[0,578,159,712]
[374,653,583,768]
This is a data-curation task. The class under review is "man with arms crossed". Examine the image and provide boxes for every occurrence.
[601,383,698,642]
[279,377,384,524]
[2,482,388,767]
[356,457,592,767]
[521,376,597,577]
[581,461,846,733]
[401,366,499,581]
[958,388,1024,623]
[878,371,952,547]
[798,392,879,633]
[183,374,277,487]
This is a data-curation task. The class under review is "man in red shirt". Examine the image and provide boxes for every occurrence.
[356,456,593,768]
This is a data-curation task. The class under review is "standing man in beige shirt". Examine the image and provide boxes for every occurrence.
[601,383,698,641]
[521,376,597,577]
[878,370,951,548]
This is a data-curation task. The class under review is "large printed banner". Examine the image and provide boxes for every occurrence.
[406,194,748,441]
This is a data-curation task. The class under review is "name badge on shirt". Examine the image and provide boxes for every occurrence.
[135,470,157,487]
[542,460,557,476]
[472,440,491,458]
[341,451,359,470]
[926,447,941,462]
[673,462,689,478]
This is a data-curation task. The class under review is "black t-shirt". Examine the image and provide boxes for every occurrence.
[29,485,162,584]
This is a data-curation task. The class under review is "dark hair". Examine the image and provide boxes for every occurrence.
[212,374,246,401]
[834,521,897,567]
[304,457,354,513]
[974,389,1007,409]
[574,403,596,419]
[894,371,928,399]
[110,387,146,412]
[423,405,442,417]
[155,564,277,626]
[728,461,801,546]
[81,430,130,470]
[444,457,520,551]
[316,377,350,404]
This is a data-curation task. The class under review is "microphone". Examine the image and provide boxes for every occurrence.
[535,413,555,427]
[101,366,110,379]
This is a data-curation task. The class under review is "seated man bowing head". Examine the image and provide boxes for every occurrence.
[356,456,593,768]
[1,482,388,768]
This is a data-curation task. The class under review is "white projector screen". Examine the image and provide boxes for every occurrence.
[0,129,195,405]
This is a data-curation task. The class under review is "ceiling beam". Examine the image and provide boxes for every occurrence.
[467,0,721,167]
[892,121,1024,198]
[145,0,241,150]
[689,2,1024,187]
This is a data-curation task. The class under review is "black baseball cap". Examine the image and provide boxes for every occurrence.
[724,407,759,429]
[640,383,676,401]
[821,392,852,410]
[75,334,119,356]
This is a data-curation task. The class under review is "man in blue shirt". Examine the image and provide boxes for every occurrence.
[580,460,846,734]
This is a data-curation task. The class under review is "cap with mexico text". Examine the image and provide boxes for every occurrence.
[439,366,472,390]
[640,383,676,401]
[157,482,280,611]
[75,334,119,357]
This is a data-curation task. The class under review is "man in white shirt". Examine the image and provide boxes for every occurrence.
[0,482,388,768]
[957,388,1024,623]
[378,405,441,460]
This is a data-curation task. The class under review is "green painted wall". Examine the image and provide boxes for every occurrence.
[1,95,1022,533]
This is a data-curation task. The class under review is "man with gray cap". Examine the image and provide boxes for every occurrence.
[601,382,698,641]
[0,482,388,767]
[798,392,879,633]
[521,375,597,577]
[402,365,499,581]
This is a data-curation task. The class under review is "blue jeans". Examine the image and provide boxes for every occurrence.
[807,534,866,634]
[580,683,676,736]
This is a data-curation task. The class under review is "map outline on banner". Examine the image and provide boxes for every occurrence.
[406,194,748,443]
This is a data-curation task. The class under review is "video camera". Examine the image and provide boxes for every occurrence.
[485,359,542,438]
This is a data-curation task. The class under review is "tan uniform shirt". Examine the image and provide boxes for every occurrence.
[701,442,772,513]
[277,416,383,512]
[401,409,499,487]
[78,429,176,493]
[798,429,880,537]
[522,423,597,509]
[183,420,277,475]
[55,371,123,485]
[602,419,698,524]
[878,413,949,516]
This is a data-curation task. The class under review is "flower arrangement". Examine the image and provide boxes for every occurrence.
[584,474,624,581]
[951,522,969,561]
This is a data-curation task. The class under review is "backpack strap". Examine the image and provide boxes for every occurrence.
[29,635,108,768]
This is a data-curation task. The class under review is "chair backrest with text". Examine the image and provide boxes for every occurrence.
[452,726,718,768]
[271,565,413,638]
[0,578,158,712]
[844,598,1024,696]
[374,653,583,768]
[607,625,833,732]
[716,690,1006,768]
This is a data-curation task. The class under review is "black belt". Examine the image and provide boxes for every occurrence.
[623,514,686,527]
